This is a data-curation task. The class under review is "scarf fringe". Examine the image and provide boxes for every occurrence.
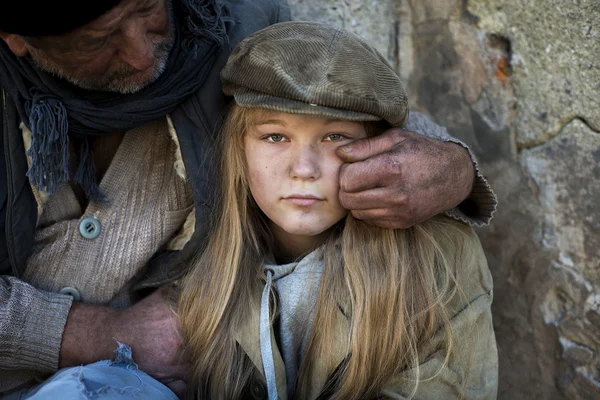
[73,139,104,202]
[27,96,104,202]
[181,0,234,55]
[26,96,70,194]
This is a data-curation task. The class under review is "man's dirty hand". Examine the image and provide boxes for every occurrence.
[336,127,475,229]
[110,289,188,396]
[60,289,188,397]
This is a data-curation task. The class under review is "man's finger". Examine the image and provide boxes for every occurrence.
[350,208,399,223]
[336,128,408,163]
[351,209,416,229]
[339,162,381,193]
[339,187,402,211]
[339,153,404,193]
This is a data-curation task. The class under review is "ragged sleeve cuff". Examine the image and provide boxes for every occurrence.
[405,112,497,227]
[0,276,73,373]
[442,137,497,227]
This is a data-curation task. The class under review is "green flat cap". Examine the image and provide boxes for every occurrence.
[221,21,409,127]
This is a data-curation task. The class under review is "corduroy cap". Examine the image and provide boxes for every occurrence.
[0,0,123,36]
[221,21,409,127]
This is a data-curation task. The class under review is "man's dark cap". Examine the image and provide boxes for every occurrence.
[0,0,124,37]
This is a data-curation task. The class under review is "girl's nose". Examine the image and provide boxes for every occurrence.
[290,145,320,180]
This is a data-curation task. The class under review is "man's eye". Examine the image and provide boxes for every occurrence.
[325,133,345,141]
[138,6,155,14]
[266,134,285,142]
[77,37,109,52]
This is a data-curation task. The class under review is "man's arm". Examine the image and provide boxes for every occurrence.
[0,278,187,396]
[336,112,496,229]
[0,277,72,375]
[275,0,292,23]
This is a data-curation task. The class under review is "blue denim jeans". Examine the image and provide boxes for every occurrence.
[1,343,177,400]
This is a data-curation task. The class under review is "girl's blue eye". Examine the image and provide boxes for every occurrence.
[326,133,344,141]
[267,134,285,142]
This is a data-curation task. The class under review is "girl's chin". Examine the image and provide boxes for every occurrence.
[270,214,346,242]
[280,228,328,238]
[279,221,340,237]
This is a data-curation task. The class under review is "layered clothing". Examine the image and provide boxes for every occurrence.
[0,0,496,393]
[238,227,498,399]
[0,0,292,391]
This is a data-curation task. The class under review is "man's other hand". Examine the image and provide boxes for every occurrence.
[60,289,188,397]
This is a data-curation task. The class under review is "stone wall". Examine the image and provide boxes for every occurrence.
[287,0,600,398]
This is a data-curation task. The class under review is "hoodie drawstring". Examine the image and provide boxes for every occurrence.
[260,269,279,400]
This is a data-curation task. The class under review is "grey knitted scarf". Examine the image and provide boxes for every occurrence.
[0,0,233,201]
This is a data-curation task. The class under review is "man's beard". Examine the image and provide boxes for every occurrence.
[30,36,174,94]
[29,0,176,95]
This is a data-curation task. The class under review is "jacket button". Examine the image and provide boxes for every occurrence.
[250,380,267,400]
[79,217,101,239]
[59,286,81,301]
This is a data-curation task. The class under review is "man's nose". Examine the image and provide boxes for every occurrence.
[117,19,155,71]
[290,145,320,180]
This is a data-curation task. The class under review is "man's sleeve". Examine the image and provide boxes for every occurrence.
[405,112,497,227]
[0,277,72,373]
[275,0,292,23]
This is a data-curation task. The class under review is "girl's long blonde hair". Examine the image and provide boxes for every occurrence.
[179,104,474,399]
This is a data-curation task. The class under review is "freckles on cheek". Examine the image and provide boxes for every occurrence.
[263,164,282,189]
[248,162,269,187]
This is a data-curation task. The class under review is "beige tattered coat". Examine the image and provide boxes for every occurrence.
[235,228,498,400]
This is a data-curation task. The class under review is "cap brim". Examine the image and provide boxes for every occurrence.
[234,92,382,122]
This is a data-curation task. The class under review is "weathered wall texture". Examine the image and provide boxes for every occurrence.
[287,0,600,398]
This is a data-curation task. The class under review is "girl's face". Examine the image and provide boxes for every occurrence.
[244,112,368,256]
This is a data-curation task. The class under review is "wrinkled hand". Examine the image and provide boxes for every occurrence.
[61,289,188,397]
[110,289,189,397]
[336,128,475,229]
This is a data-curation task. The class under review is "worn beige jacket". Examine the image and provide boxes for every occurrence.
[235,226,498,400]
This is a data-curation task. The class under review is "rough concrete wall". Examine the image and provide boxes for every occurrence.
[287,1,600,399]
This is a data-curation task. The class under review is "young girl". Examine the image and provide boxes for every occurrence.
[179,21,498,400]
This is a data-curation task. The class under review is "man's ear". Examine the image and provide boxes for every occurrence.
[0,32,29,57]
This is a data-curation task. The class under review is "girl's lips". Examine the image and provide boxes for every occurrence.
[283,194,324,206]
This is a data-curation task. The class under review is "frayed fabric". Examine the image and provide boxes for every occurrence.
[25,94,69,196]
[111,340,138,368]
[26,95,104,202]
[72,140,103,202]
[182,0,234,54]
[1,342,178,399]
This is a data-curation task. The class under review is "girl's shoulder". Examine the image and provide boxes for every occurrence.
[430,216,493,317]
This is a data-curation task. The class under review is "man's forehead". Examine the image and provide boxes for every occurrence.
[83,0,157,33]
